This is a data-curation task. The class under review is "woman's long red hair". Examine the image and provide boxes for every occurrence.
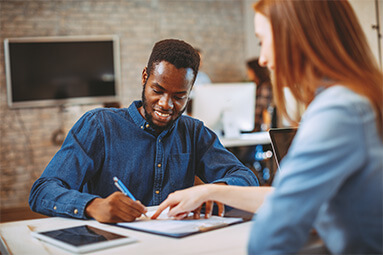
[254,0,383,138]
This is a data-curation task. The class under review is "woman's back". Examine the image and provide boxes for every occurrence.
[311,86,382,253]
[249,85,383,253]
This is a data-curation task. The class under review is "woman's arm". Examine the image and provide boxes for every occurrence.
[151,184,273,219]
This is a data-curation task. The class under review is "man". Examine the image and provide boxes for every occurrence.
[29,39,258,223]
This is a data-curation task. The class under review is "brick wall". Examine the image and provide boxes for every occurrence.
[0,0,248,209]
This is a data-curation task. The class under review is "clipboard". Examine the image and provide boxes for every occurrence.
[115,207,245,238]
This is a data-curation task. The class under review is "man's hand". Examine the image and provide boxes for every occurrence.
[85,192,147,223]
[192,200,225,219]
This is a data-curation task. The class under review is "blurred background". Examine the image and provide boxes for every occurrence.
[0,0,381,222]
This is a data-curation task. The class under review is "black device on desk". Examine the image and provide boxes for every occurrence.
[269,128,298,169]
[224,206,255,221]
[200,203,255,221]
[31,225,136,253]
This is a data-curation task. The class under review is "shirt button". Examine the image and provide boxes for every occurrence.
[74,209,78,214]
[155,190,160,194]
[157,163,161,168]
[53,206,57,210]
[146,124,150,128]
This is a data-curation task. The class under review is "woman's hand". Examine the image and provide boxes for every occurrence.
[151,185,215,220]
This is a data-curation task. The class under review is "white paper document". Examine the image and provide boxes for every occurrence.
[116,208,243,238]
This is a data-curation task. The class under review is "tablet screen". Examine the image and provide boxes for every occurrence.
[39,225,127,246]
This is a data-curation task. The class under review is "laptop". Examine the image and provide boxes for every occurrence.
[268,128,298,169]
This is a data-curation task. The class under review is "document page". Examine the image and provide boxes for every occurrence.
[116,207,243,238]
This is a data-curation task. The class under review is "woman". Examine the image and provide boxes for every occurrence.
[152,1,383,254]
[247,57,274,132]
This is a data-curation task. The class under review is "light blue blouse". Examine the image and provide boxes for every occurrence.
[248,86,383,254]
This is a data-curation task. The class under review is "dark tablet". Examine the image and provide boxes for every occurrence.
[31,225,136,253]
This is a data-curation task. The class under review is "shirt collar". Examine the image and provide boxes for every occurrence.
[128,101,147,128]
[128,100,178,136]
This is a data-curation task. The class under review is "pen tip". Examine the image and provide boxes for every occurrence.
[113,177,118,182]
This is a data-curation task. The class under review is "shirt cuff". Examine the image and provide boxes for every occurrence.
[42,193,100,219]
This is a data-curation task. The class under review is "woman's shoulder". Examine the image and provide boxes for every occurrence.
[316,85,369,105]
[307,85,372,118]
[300,85,377,145]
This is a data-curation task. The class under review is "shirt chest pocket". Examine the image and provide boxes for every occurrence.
[166,153,194,189]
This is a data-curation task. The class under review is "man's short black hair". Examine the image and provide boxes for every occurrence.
[146,39,200,84]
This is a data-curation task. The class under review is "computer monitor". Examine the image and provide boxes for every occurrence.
[192,82,256,138]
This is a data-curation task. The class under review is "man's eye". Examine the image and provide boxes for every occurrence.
[153,89,161,94]
[174,96,186,100]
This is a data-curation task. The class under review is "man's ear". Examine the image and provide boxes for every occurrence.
[141,67,148,86]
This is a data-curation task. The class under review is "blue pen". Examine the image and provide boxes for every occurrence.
[113,176,148,218]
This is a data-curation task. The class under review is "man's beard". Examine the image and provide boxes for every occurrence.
[141,83,187,132]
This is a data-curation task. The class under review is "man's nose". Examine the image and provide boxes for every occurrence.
[158,94,174,109]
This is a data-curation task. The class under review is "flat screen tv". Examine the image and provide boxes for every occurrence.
[4,35,121,108]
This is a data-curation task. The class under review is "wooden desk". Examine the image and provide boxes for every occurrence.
[0,216,252,255]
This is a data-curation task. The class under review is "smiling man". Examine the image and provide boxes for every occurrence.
[29,39,259,223]
[140,61,192,131]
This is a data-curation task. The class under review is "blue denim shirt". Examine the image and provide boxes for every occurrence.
[29,101,258,219]
[248,86,383,254]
